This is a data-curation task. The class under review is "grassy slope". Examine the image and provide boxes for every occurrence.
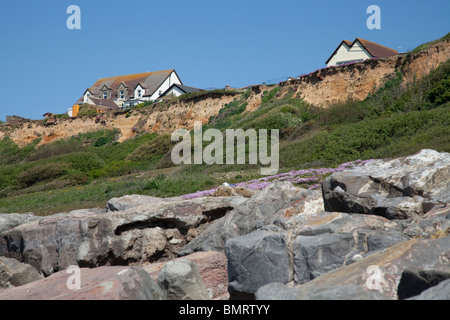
[0,37,449,215]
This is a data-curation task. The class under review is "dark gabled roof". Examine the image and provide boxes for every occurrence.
[326,38,398,65]
[88,97,120,110]
[160,83,203,97]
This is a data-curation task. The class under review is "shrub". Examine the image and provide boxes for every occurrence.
[126,134,174,162]
[58,152,105,173]
[143,175,165,190]
[77,105,98,117]
[18,162,69,187]
[427,76,450,105]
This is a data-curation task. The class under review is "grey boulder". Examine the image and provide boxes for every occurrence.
[157,259,210,300]
[322,149,450,219]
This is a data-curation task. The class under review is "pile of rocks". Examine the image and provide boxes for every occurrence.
[0,149,449,300]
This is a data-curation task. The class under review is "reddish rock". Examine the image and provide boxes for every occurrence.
[0,266,165,300]
[143,251,229,300]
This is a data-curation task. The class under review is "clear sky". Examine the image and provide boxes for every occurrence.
[0,0,449,121]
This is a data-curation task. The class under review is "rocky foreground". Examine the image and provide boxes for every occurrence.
[0,149,449,300]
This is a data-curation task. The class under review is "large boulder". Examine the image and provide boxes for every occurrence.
[0,196,245,276]
[106,195,181,212]
[397,266,450,299]
[322,149,450,219]
[225,228,291,299]
[0,257,43,287]
[408,278,450,300]
[224,211,408,298]
[0,266,165,300]
[178,182,322,255]
[0,213,42,234]
[295,236,450,299]
[157,259,210,300]
[144,251,229,300]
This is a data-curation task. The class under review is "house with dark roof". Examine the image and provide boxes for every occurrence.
[157,83,203,101]
[71,69,182,115]
[326,38,398,67]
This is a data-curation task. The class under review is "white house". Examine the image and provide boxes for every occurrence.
[326,38,398,67]
[72,69,183,113]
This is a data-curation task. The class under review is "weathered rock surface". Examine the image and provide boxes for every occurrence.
[179,182,323,255]
[294,236,450,299]
[408,278,450,300]
[226,228,291,299]
[157,259,210,300]
[0,266,165,300]
[144,251,229,300]
[0,196,244,276]
[222,192,450,299]
[106,194,181,212]
[0,256,43,287]
[0,213,42,234]
[255,282,391,300]
[397,266,450,300]
[322,149,450,219]
[224,211,408,298]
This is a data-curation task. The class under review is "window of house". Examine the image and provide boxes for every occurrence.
[103,92,107,99]
[138,89,142,98]
[120,90,124,99]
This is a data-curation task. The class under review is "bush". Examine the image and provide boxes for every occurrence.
[126,134,174,162]
[57,152,105,173]
[77,104,98,117]
[143,175,166,190]
[18,162,69,187]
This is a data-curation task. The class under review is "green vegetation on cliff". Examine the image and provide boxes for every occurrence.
[0,37,449,214]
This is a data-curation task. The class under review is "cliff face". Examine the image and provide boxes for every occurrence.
[1,39,449,148]
[280,38,450,107]
[0,93,239,148]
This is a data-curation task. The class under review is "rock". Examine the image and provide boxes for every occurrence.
[210,185,257,198]
[397,266,450,299]
[225,228,291,299]
[291,212,407,284]
[0,266,165,300]
[0,257,43,287]
[157,259,210,300]
[144,251,229,300]
[0,213,42,234]
[0,262,12,289]
[178,182,311,255]
[295,236,450,299]
[0,196,245,275]
[408,278,450,300]
[106,194,180,212]
[224,211,408,298]
[402,205,450,239]
[255,282,391,300]
[322,149,450,219]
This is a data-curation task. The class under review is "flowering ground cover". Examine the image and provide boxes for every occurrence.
[181,159,376,199]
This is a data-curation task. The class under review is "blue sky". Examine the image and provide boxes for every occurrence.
[0,0,449,121]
